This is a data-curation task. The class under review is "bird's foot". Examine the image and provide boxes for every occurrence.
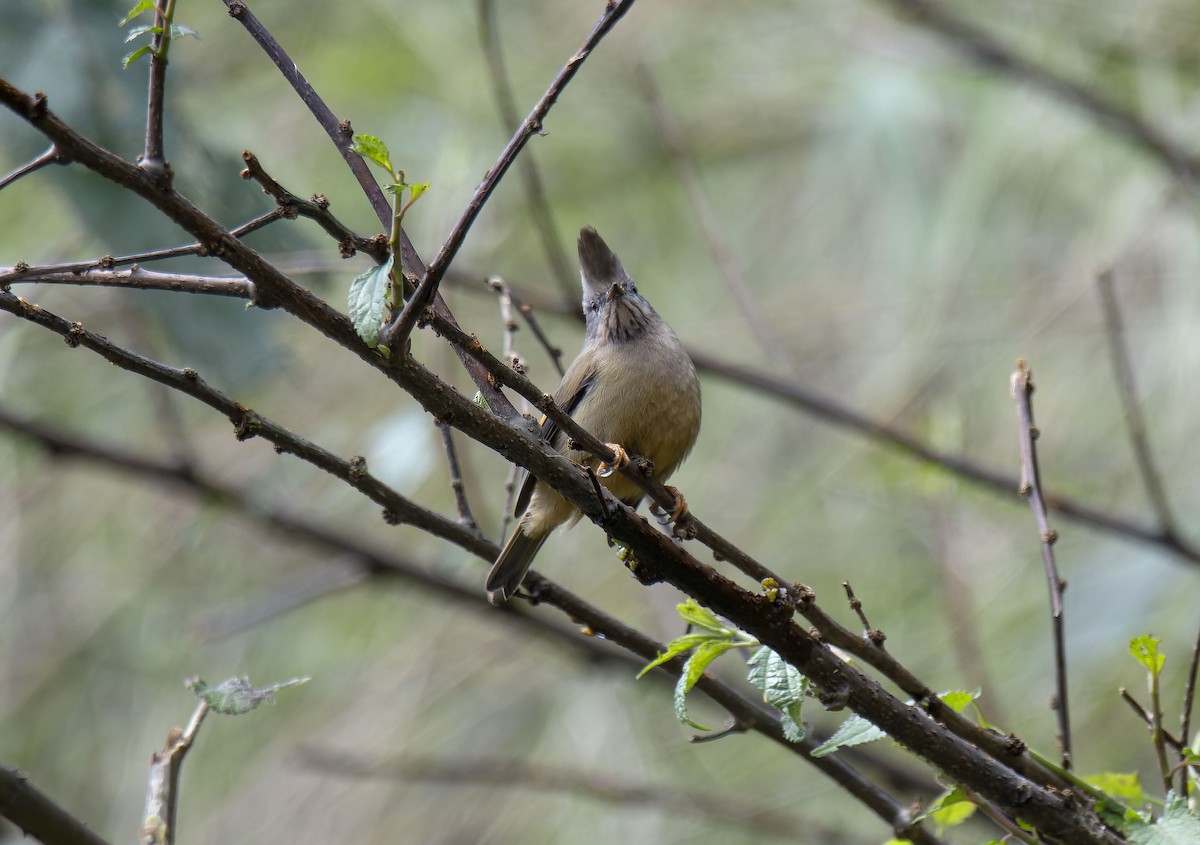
[596,442,631,478]
[650,487,689,525]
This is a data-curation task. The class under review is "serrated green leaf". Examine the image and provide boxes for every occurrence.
[1127,791,1200,844]
[122,45,153,68]
[348,255,395,347]
[170,24,200,40]
[409,182,430,201]
[186,675,310,715]
[636,633,715,679]
[124,23,160,42]
[676,599,732,636]
[673,668,709,731]
[119,0,155,27]
[747,647,809,742]
[1130,635,1165,675]
[811,713,886,757]
[938,689,980,713]
[351,135,393,176]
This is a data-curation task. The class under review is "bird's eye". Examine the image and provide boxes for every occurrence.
[628,283,638,295]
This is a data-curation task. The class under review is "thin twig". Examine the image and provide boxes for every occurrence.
[842,581,885,648]
[437,420,482,536]
[140,701,207,845]
[383,0,638,350]
[1181,624,1200,793]
[488,275,564,375]
[139,0,175,184]
[240,151,387,261]
[0,144,68,191]
[1096,269,1178,540]
[1118,688,1184,751]
[1010,362,1072,769]
[0,767,113,845]
[477,0,577,303]
[2,267,254,297]
[637,65,793,373]
[0,211,280,286]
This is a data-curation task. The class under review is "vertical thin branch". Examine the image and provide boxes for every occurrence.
[477,0,577,303]
[437,421,482,537]
[1010,361,1072,769]
[384,0,639,350]
[140,701,208,845]
[1096,269,1178,541]
[1178,624,1200,793]
[140,0,176,182]
[636,64,793,373]
[489,275,532,540]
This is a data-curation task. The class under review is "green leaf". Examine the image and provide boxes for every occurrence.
[351,135,394,177]
[122,45,154,68]
[119,0,155,27]
[637,633,715,679]
[1127,791,1200,844]
[472,391,490,412]
[186,675,310,715]
[1130,635,1165,676]
[924,785,976,827]
[124,23,160,42]
[676,599,733,636]
[673,669,708,731]
[170,24,200,40]
[1084,772,1145,807]
[348,255,395,347]
[811,713,886,757]
[747,647,808,742]
[938,689,980,713]
[408,182,430,202]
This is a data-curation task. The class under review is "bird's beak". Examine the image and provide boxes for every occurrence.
[606,282,626,302]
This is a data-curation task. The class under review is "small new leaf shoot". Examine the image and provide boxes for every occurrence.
[186,675,310,715]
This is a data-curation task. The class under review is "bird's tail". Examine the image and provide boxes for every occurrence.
[486,528,548,605]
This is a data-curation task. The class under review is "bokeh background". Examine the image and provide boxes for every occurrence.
[3,1,1200,842]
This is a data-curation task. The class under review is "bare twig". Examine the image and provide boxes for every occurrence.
[1096,269,1178,540]
[1010,363,1072,769]
[1118,688,1184,751]
[300,748,844,843]
[842,581,885,648]
[0,144,68,191]
[437,421,482,536]
[239,151,387,261]
[0,767,112,845]
[139,0,176,184]
[1,267,253,297]
[383,0,638,349]
[140,701,207,845]
[488,275,565,376]
[477,0,576,303]
[1181,624,1200,793]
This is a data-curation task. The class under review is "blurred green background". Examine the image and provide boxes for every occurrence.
[3,0,1200,842]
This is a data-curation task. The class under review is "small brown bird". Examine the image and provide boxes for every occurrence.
[486,227,702,604]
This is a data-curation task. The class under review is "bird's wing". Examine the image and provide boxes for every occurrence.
[512,366,597,517]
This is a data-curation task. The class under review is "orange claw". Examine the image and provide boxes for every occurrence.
[596,442,631,478]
